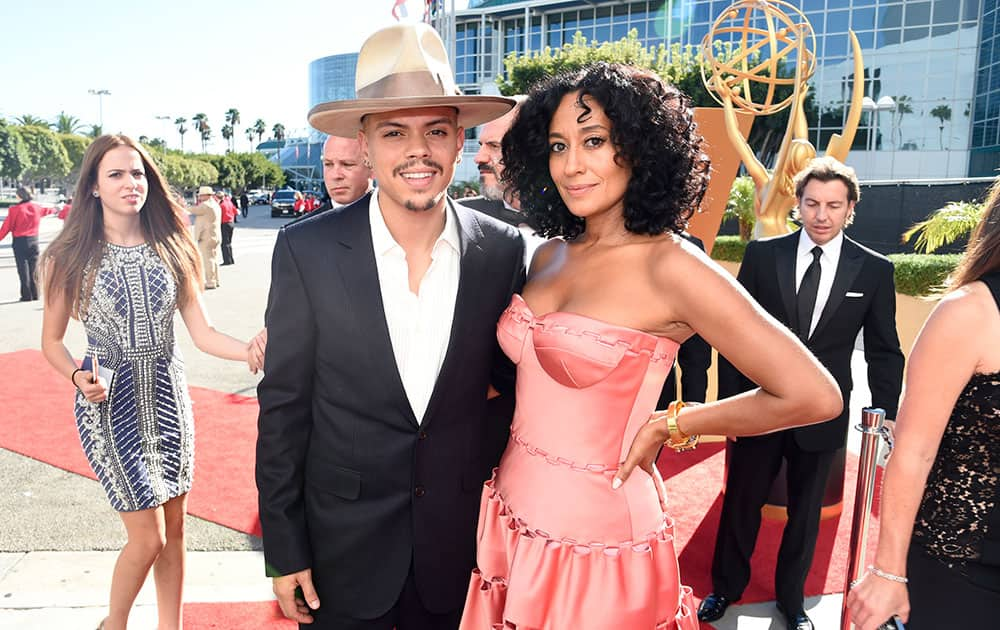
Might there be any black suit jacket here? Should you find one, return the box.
[718,230,903,451]
[459,195,535,230]
[256,193,526,618]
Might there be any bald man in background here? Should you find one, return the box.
[314,135,374,213]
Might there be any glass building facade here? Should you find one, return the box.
[449,0,986,179]
[309,53,359,110]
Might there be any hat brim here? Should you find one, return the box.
[308,95,516,138]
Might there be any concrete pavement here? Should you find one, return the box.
[0,204,875,628]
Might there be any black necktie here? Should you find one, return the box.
[797,246,823,340]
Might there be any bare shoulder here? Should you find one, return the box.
[647,234,731,291]
[527,238,565,279]
[934,281,998,325]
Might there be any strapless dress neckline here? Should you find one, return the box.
[510,293,676,345]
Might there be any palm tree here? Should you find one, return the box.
[199,124,212,153]
[891,95,913,149]
[87,124,103,138]
[253,119,266,144]
[903,200,983,253]
[138,135,150,145]
[245,127,256,150]
[225,108,240,152]
[174,117,188,151]
[221,124,233,152]
[192,114,209,152]
[272,123,285,142]
[930,104,952,150]
[14,114,50,128]
[54,111,85,134]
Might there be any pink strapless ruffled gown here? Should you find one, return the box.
[459,294,698,630]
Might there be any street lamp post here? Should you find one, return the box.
[861,95,896,178]
[88,89,111,130]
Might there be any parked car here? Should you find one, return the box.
[270,190,298,218]
[249,190,271,206]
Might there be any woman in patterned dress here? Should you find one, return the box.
[40,135,264,630]
[847,182,1000,628]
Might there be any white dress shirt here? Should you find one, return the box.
[370,193,461,423]
[795,229,844,338]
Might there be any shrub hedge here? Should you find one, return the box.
[709,236,961,297]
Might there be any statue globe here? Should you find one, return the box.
[700,0,816,116]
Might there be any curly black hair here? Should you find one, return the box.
[501,62,710,239]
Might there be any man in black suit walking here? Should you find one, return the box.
[256,23,525,630]
[698,157,904,630]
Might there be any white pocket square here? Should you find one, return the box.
[845,291,864,298]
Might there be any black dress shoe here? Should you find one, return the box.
[697,593,732,622]
[776,603,814,630]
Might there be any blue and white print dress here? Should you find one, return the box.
[74,242,195,512]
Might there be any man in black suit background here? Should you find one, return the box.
[698,157,904,630]
[256,23,525,630]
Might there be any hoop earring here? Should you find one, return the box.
[92,191,100,198]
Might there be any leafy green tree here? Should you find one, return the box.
[54,111,85,134]
[87,124,103,139]
[138,135,150,145]
[903,200,982,253]
[155,153,219,190]
[175,117,188,151]
[15,124,71,184]
[225,108,241,152]
[13,114,50,128]
[253,119,267,144]
[0,120,30,183]
[725,176,756,240]
[57,133,91,190]
[238,151,284,189]
[216,152,246,191]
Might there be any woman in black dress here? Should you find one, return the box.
[847,181,1000,629]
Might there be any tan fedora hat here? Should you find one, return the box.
[308,22,515,138]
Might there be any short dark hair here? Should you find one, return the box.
[501,62,710,239]
[16,186,32,202]
[793,156,861,204]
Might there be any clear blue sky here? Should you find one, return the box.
[1,0,468,153]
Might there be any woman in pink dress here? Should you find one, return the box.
[459,64,843,629]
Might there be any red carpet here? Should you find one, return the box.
[659,440,881,605]
[184,601,294,629]
[1,348,877,610]
[0,349,263,536]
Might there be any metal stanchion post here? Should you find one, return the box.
[840,408,901,630]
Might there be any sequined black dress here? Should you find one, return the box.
[73,243,195,512]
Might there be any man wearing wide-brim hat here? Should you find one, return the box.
[256,21,526,630]
[188,185,221,289]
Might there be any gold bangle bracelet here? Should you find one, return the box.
[664,400,700,452]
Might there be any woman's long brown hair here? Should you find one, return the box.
[952,179,1000,288]
[41,134,203,317]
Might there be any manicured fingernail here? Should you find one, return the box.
[612,478,622,490]
[309,600,319,609]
